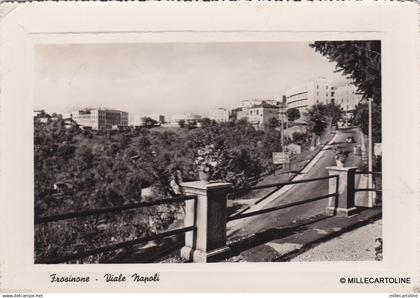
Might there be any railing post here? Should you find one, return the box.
[325,166,358,217]
[180,181,232,262]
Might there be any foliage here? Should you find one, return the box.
[353,102,382,143]
[34,116,277,262]
[141,117,159,128]
[292,132,309,146]
[309,40,381,141]
[194,144,222,175]
[324,102,342,125]
[305,104,328,137]
[178,120,185,128]
[310,41,381,104]
[287,108,300,122]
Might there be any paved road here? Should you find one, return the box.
[227,127,361,239]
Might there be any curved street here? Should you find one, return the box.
[227,127,362,240]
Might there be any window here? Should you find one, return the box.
[317,85,319,89]
[326,85,328,89]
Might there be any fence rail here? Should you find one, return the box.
[227,175,338,222]
[39,226,196,264]
[355,171,382,175]
[36,195,197,264]
[35,195,196,224]
[354,171,382,194]
[229,175,339,193]
[227,193,336,222]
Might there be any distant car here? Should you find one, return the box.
[346,136,355,143]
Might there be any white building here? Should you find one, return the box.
[210,108,229,123]
[333,84,363,112]
[285,78,332,116]
[71,108,128,130]
[170,113,201,125]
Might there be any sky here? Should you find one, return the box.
[34,42,352,117]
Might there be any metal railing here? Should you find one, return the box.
[35,195,197,264]
[354,171,382,194]
[227,175,338,222]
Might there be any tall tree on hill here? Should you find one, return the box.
[309,40,381,142]
[305,103,328,149]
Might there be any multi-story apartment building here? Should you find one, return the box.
[71,108,128,130]
[210,108,229,123]
[285,78,332,115]
[333,84,363,112]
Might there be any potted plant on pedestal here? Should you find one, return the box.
[194,144,220,183]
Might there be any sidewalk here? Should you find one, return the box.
[290,219,382,262]
[224,207,382,262]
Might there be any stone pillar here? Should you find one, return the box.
[180,181,232,262]
[325,166,358,217]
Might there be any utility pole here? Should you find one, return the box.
[280,104,286,151]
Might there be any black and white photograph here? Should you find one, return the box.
[33,40,383,264]
[1,2,418,294]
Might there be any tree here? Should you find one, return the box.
[265,117,280,130]
[309,41,381,140]
[178,119,186,128]
[354,102,382,142]
[305,103,328,148]
[287,108,300,122]
[324,102,342,125]
[141,117,158,128]
[199,117,212,129]
[310,41,381,104]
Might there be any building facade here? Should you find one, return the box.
[210,108,229,123]
[71,108,128,129]
[170,113,201,125]
[333,84,363,112]
[235,102,280,129]
[285,78,332,115]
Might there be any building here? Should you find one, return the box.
[333,84,363,112]
[210,108,229,123]
[240,99,281,109]
[71,108,128,130]
[236,102,280,129]
[170,113,201,126]
[285,78,332,116]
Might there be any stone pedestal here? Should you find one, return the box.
[180,181,232,262]
[325,166,358,217]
